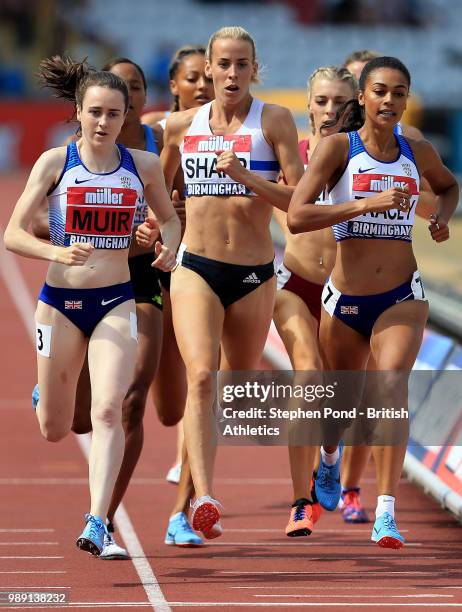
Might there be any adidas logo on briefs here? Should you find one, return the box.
[243,273,260,284]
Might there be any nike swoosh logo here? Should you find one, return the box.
[358,167,375,174]
[101,296,123,306]
[75,178,93,184]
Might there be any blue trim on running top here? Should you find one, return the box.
[396,134,417,165]
[143,124,159,155]
[249,159,280,171]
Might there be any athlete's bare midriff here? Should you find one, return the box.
[282,228,336,286]
[332,239,418,295]
[45,249,131,289]
[182,195,274,264]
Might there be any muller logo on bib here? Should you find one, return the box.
[183,134,253,197]
[353,173,419,196]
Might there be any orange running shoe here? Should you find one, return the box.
[285,498,314,537]
[191,496,222,538]
[310,474,323,525]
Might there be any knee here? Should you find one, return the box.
[187,368,214,403]
[40,421,69,443]
[91,399,123,430]
[157,408,182,427]
[297,354,323,371]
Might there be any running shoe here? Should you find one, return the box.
[165,512,203,547]
[314,442,344,511]
[191,496,222,538]
[340,488,370,524]
[99,520,129,560]
[202,521,223,540]
[166,461,181,484]
[32,384,39,411]
[310,474,323,524]
[285,498,313,537]
[76,513,107,556]
[371,512,405,549]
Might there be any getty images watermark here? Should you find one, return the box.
[214,370,462,446]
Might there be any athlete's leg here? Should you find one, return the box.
[273,289,322,502]
[35,301,87,441]
[72,354,92,434]
[370,300,428,497]
[170,266,224,498]
[152,289,186,427]
[87,300,138,520]
[107,301,163,522]
[319,308,370,449]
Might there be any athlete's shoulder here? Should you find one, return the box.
[36,146,68,173]
[164,108,199,145]
[261,102,293,122]
[309,133,349,168]
[128,147,161,168]
[320,132,349,151]
[400,124,424,140]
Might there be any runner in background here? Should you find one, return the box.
[143,46,215,547]
[273,66,358,537]
[288,56,458,548]
[4,56,180,556]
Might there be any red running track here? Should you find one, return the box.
[1,173,462,610]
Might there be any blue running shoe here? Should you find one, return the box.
[165,512,203,547]
[371,512,405,549]
[32,384,39,411]
[76,513,107,556]
[314,442,343,511]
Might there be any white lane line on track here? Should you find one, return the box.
[0,529,54,533]
[221,570,437,575]
[214,556,435,560]
[0,233,35,343]
[0,229,171,612]
[254,594,453,599]
[225,528,411,534]
[6,603,462,608]
[0,570,66,574]
[0,586,70,589]
[0,542,58,546]
[231,586,453,590]
[206,541,421,547]
[0,557,63,559]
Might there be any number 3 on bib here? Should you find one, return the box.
[36,323,52,357]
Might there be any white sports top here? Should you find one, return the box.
[329,131,420,243]
[48,142,143,250]
[180,98,280,197]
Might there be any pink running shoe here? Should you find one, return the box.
[340,488,370,523]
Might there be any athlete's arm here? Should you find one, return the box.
[4,148,94,265]
[141,110,168,127]
[287,133,412,233]
[216,105,303,212]
[134,149,181,269]
[160,111,191,193]
[413,139,459,243]
[400,128,437,219]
